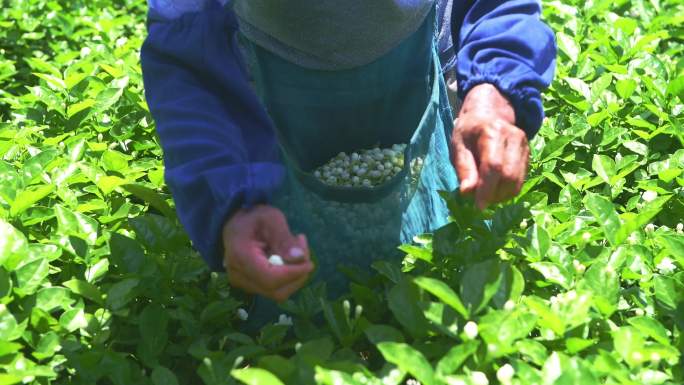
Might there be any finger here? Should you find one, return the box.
[269,274,311,303]
[254,207,301,256]
[495,126,529,202]
[249,256,314,291]
[475,130,505,210]
[451,135,479,194]
[228,268,265,295]
[282,234,310,264]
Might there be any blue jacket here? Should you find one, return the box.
[140,0,557,271]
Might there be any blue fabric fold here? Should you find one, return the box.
[451,0,557,137]
[140,1,285,271]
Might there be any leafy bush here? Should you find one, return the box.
[0,0,682,384]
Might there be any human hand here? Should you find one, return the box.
[450,83,530,210]
[222,205,313,303]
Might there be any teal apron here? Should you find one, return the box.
[240,9,458,328]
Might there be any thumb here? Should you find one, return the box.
[453,144,479,194]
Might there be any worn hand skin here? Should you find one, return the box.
[450,83,530,210]
[222,205,313,303]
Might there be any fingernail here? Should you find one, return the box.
[289,247,305,260]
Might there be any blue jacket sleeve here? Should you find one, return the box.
[452,0,557,137]
[140,1,285,271]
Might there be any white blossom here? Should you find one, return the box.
[656,257,676,274]
[236,308,248,321]
[276,314,293,326]
[268,254,285,266]
[464,321,478,339]
[470,371,489,385]
[496,364,515,383]
[642,190,658,202]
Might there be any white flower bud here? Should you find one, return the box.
[471,371,489,385]
[635,308,645,316]
[677,223,683,233]
[650,352,661,362]
[268,254,285,266]
[642,190,658,202]
[582,232,592,241]
[343,300,351,318]
[503,300,515,311]
[520,219,528,229]
[277,314,293,326]
[236,308,248,321]
[355,304,363,319]
[573,259,586,273]
[645,223,655,233]
[464,321,478,339]
[496,364,515,383]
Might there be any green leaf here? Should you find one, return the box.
[584,193,620,246]
[460,258,503,314]
[653,275,683,311]
[592,154,615,184]
[9,184,54,217]
[14,258,49,295]
[435,340,479,376]
[667,75,684,103]
[414,276,468,319]
[579,259,619,316]
[54,204,99,245]
[231,368,285,385]
[106,278,140,311]
[0,220,28,269]
[139,304,169,357]
[101,150,129,171]
[151,366,179,385]
[616,78,637,99]
[479,309,538,357]
[314,367,362,385]
[63,279,104,305]
[85,258,109,283]
[32,331,60,360]
[398,244,433,263]
[388,278,429,339]
[526,225,550,262]
[122,184,175,219]
[364,324,405,344]
[59,307,87,332]
[627,316,670,346]
[530,262,572,290]
[35,287,73,312]
[377,342,437,385]
[557,32,580,62]
[0,304,21,341]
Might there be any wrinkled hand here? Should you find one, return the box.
[451,83,530,210]
[222,205,313,303]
